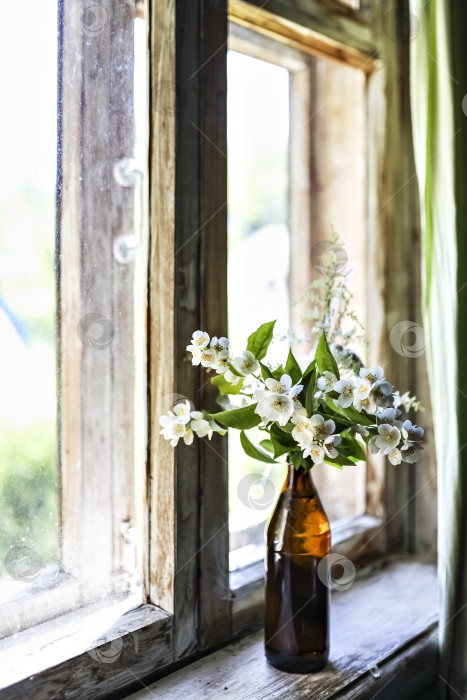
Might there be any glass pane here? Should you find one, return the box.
[0,0,59,592]
[227,47,368,569]
[0,2,149,631]
[227,51,290,569]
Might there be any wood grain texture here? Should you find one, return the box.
[59,0,137,597]
[148,0,177,618]
[198,0,230,650]
[127,560,438,699]
[229,0,379,72]
[0,605,173,700]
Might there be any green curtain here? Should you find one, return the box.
[410,0,467,697]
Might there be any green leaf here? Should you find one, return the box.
[325,397,374,427]
[315,332,340,378]
[227,361,244,377]
[211,374,244,395]
[290,450,313,473]
[260,362,274,380]
[240,431,278,464]
[208,420,227,436]
[270,423,297,458]
[338,435,367,463]
[246,320,276,361]
[302,359,316,380]
[305,369,318,416]
[260,439,274,453]
[285,349,302,385]
[209,403,261,430]
[272,364,286,380]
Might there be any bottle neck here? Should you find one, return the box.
[284,462,317,497]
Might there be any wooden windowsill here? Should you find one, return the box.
[126,560,438,700]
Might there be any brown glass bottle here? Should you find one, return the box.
[265,463,331,673]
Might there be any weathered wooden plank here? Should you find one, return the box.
[60,0,138,597]
[0,605,173,700]
[172,0,202,659]
[229,0,379,72]
[198,0,230,650]
[110,0,137,587]
[127,560,438,699]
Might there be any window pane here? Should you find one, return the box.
[0,0,59,594]
[227,51,290,569]
[227,45,369,569]
[0,1,148,633]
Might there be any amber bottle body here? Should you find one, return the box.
[265,464,331,673]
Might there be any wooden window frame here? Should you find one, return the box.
[0,0,436,698]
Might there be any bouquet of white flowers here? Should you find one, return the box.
[159,320,424,472]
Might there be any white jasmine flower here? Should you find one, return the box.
[291,414,314,446]
[303,442,325,464]
[224,369,241,385]
[265,374,293,394]
[375,423,401,453]
[349,424,369,438]
[314,389,327,406]
[212,350,230,374]
[254,392,294,426]
[289,383,304,400]
[189,346,202,366]
[232,350,259,376]
[368,435,380,454]
[210,336,229,353]
[323,435,342,459]
[190,412,213,440]
[353,379,377,413]
[159,416,187,447]
[171,400,192,424]
[387,447,402,465]
[187,330,210,352]
[377,408,403,428]
[359,365,384,385]
[309,414,336,441]
[371,380,394,409]
[200,347,217,368]
[183,427,194,445]
[333,379,355,408]
[401,443,423,463]
[317,371,338,393]
[401,420,424,443]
